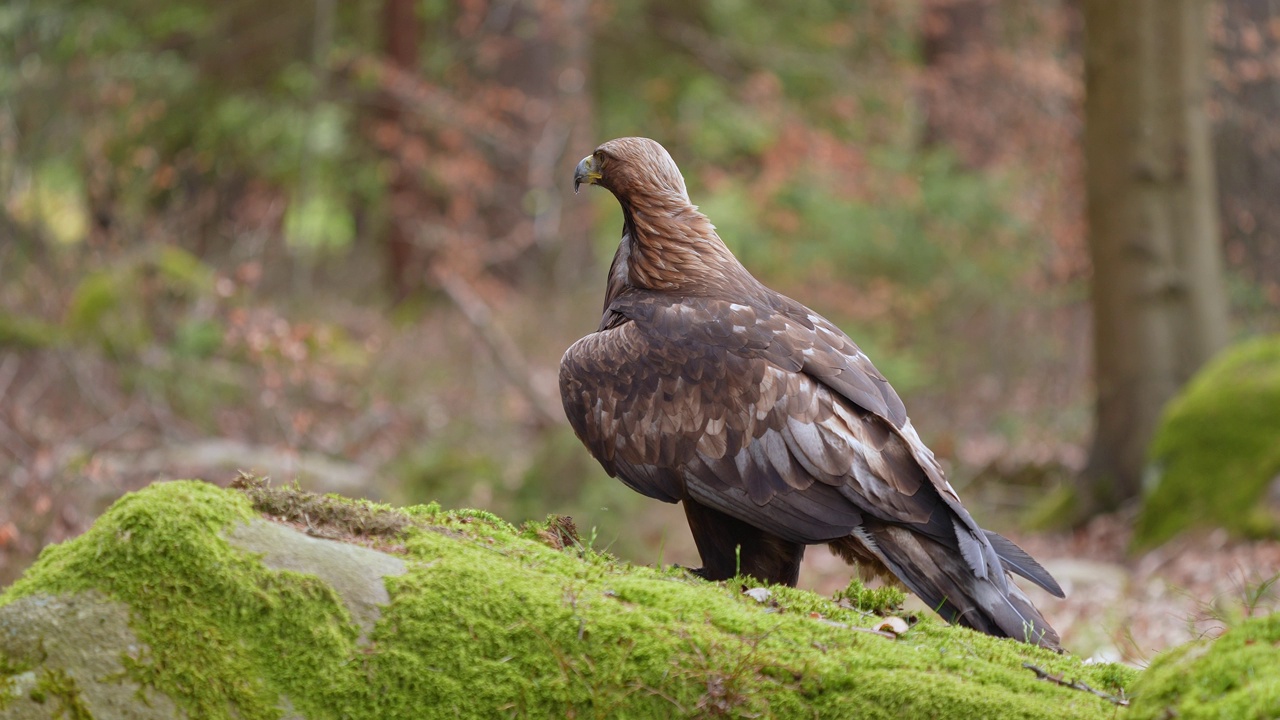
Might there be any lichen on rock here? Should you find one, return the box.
[0,591,180,719]
[0,478,1139,718]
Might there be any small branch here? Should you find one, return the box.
[352,58,519,151]
[1022,663,1129,707]
[428,266,565,429]
[816,618,898,640]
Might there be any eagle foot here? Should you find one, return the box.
[670,564,713,580]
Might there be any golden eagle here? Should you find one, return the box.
[560,137,1063,648]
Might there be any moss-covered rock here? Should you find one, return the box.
[0,478,1136,718]
[1136,336,1280,549]
[1127,612,1280,720]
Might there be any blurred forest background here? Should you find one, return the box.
[2,0,1279,658]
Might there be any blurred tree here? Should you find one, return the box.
[1079,0,1230,518]
[1214,0,1280,310]
[359,0,594,297]
[378,0,425,298]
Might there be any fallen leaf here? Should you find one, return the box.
[876,617,910,636]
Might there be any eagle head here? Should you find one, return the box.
[574,137,690,204]
[572,136,749,297]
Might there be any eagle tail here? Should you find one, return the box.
[836,524,1062,651]
[983,529,1065,598]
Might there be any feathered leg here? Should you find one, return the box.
[683,500,805,586]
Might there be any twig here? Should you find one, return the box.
[0,354,19,400]
[0,355,33,461]
[355,58,518,150]
[816,618,898,639]
[1022,663,1129,707]
[428,266,565,429]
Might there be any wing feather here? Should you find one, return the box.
[560,291,1017,588]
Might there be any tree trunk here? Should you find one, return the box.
[380,0,423,300]
[1079,0,1229,517]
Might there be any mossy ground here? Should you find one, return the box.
[0,478,1140,718]
[1136,336,1280,549]
[1128,612,1280,720]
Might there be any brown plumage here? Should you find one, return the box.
[560,137,1064,649]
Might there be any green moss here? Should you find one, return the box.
[31,669,93,720]
[2,480,369,719]
[1136,336,1280,548]
[0,654,31,712]
[833,577,908,616]
[1,479,1136,718]
[1128,612,1280,719]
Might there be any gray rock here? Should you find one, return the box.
[0,591,181,719]
[224,519,406,642]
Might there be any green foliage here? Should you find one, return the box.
[1,480,1137,719]
[1,0,377,251]
[5,160,89,244]
[392,429,507,508]
[66,271,149,356]
[173,317,224,359]
[55,244,261,428]
[1022,483,1079,532]
[594,0,916,156]
[65,245,215,359]
[0,313,63,349]
[515,426,613,512]
[1135,336,1280,548]
[721,148,1030,299]
[285,182,357,251]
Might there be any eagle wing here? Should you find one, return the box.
[559,290,1007,580]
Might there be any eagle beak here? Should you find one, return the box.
[574,154,601,194]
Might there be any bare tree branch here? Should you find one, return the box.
[428,266,565,429]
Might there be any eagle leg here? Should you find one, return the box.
[682,500,805,586]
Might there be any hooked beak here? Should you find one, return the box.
[573,154,601,194]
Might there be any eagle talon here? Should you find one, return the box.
[671,564,710,580]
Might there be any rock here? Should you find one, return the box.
[1127,612,1280,719]
[224,519,405,642]
[0,478,1138,719]
[1137,335,1280,548]
[0,591,179,719]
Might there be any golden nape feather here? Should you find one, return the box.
[560,137,1063,650]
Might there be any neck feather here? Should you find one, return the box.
[616,192,751,295]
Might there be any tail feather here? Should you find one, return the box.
[983,530,1065,598]
[841,523,1062,651]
